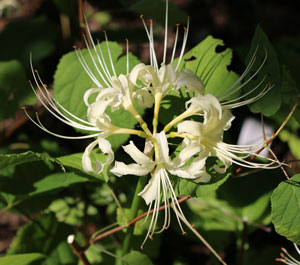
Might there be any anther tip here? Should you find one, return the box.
[275,258,286,262]
[43,84,47,88]
[182,231,187,236]
[281,248,288,253]
[149,19,153,25]
[34,69,38,73]
[21,106,26,110]
[183,26,187,31]
[72,45,77,49]
[140,14,144,19]
[125,38,128,42]
[176,23,180,26]
[35,112,38,115]
[149,235,153,240]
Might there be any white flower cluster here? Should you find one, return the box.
[26,1,278,247]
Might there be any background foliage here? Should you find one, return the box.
[0,0,299,264]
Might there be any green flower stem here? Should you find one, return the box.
[121,175,148,256]
[153,93,162,135]
[163,109,193,132]
[112,128,147,138]
[167,131,197,140]
[127,104,153,137]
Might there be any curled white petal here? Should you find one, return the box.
[177,120,203,137]
[110,161,152,177]
[87,99,113,125]
[84,87,102,107]
[176,69,204,94]
[82,137,114,174]
[110,141,155,177]
[123,141,155,168]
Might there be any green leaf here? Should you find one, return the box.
[279,130,300,160]
[244,25,281,116]
[0,253,45,265]
[0,170,87,211]
[175,35,240,99]
[274,35,300,91]
[7,213,77,265]
[123,250,153,265]
[0,151,64,171]
[186,194,236,252]
[271,174,300,245]
[270,66,300,128]
[0,17,57,66]
[218,168,283,223]
[187,194,238,232]
[0,60,35,121]
[0,154,87,213]
[53,42,141,150]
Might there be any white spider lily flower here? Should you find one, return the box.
[25,57,147,175]
[111,131,209,247]
[76,28,154,137]
[276,244,300,265]
[176,94,279,174]
[73,24,155,131]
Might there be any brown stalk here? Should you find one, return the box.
[84,195,190,250]
[68,234,91,265]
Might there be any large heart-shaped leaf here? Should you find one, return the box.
[271,174,300,244]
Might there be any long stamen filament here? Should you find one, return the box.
[171,24,180,63]
[162,0,169,65]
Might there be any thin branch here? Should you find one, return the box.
[260,113,290,179]
[68,234,91,265]
[84,195,190,250]
[235,94,300,175]
[78,0,85,39]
